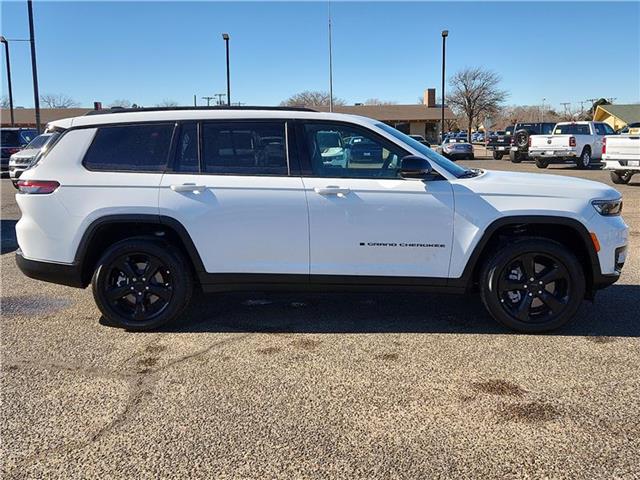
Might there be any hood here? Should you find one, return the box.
[459,169,620,201]
[10,148,41,160]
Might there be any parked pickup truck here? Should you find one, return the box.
[529,121,616,169]
[603,134,640,184]
[486,126,513,160]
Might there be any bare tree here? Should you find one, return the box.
[108,99,132,108]
[363,98,397,105]
[156,99,178,107]
[1,95,9,108]
[280,91,346,107]
[40,93,79,108]
[446,67,508,141]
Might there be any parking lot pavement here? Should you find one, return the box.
[2,164,639,479]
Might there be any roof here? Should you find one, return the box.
[314,104,454,121]
[594,104,640,124]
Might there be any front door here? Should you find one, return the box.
[299,122,455,279]
[159,120,309,275]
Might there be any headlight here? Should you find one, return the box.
[592,198,623,216]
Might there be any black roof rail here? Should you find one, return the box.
[85,105,318,116]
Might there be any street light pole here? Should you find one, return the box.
[441,30,448,144]
[0,36,14,126]
[222,33,230,106]
[328,0,334,112]
[27,0,41,133]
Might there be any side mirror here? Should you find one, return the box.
[400,155,432,179]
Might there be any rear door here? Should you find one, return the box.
[159,120,309,276]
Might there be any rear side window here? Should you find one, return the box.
[594,124,606,135]
[1,131,20,145]
[84,123,174,172]
[201,122,287,175]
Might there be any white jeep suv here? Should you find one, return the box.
[15,107,628,333]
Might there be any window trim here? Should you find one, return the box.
[295,119,413,179]
[81,122,177,174]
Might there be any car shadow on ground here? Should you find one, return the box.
[1,219,18,254]
[110,283,640,338]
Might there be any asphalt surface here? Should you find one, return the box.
[2,158,639,479]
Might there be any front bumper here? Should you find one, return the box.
[15,249,85,288]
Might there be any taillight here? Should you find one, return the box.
[7,147,20,155]
[569,136,576,147]
[602,137,607,155]
[510,137,514,145]
[16,180,60,194]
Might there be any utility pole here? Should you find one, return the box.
[560,102,571,119]
[27,0,41,133]
[541,98,546,122]
[327,0,334,112]
[201,96,215,106]
[0,36,14,125]
[213,93,226,105]
[193,94,197,107]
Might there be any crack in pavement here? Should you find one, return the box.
[4,332,253,476]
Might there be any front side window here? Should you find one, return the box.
[303,123,406,178]
[84,123,174,172]
[201,122,287,175]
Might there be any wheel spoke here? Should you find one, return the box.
[147,285,171,301]
[539,291,565,313]
[133,296,146,320]
[143,258,162,281]
[537,264,564,285]
[515,295,533,321]
[499,276,524,292]
[116,258,137,279]
[521,254,536,279]
[106,285,131,301]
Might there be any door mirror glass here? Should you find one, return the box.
[400,155,432,179]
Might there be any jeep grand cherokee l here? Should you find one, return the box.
[15,107,628,333]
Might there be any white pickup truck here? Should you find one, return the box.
[603,134,640,184]
[529,121,616,169]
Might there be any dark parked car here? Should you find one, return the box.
[1,128,38,172]
[486,126,514,159]
[509,122,556,163]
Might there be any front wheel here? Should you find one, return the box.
[92,238,193,331]
[480,239,585,333]
[510,151,522,163]
[492,152,503,160]
[610,171,633,184]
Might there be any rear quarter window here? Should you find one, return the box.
[553,124,591,135]
[83,123,174,172]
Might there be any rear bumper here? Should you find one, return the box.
[603,159,640,171]
[529,148,578,159]
[15,249,85,288]
[487,145,510,151]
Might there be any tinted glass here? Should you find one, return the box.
[25,134,51,149]
[304,123,406,179]
[1,131,20,145]
[201,122,287,175]
[594,123,606,135]
[20,130,37,144]
[553,124,591,135]
[175,122,199,172]
[84,123,174,171]
[541,123,556,134]
[603,124,616,135]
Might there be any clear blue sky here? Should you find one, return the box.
[1,1,639,110]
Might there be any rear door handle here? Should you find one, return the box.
[170,183,206,194]
[314,186,351,197]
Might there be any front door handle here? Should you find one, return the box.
[170,183,206,194]
[314,186,351,197]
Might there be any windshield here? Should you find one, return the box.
[25,134,52,150]
[375,123,469,178]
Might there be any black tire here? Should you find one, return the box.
[480,238,585,333]
[12,180,19,189]
[492,151,503,160]
[535,158,549,169]
[513,129,530,148]
[610,171,633,184]
[91,238,193,331]
[578,147,591,169]
[510,151,523,163]
[468,154,475,160]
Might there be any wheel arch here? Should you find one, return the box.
[454,215,602,298]
[75,214,205,287]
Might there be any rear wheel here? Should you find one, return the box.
[578,148,591,169]
[510,151,523,163]
[535,158,549,169]
[610,171,633,184]
[480,239,585,333]
[92,238,193,331]
[492,152,503,160]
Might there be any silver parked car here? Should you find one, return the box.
[9,133,55,185]
[442,136,474,160]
